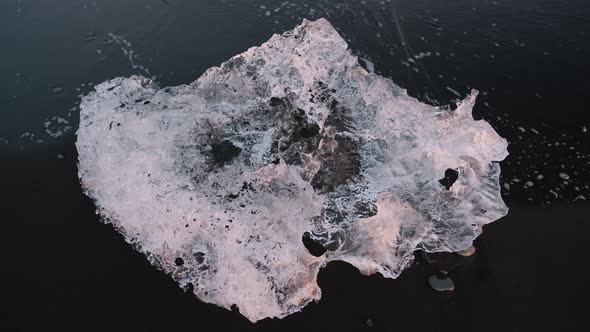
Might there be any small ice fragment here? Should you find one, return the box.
[456,245,476,257]
[445,86,462,97]
[428,274,455,292]
[51,85,64,95]
[559,173,570,180]
[359,57,375,73]
[414,52,432,59]
[83,31,96,42]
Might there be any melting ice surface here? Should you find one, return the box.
[76,19,508,322]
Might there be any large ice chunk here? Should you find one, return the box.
[76,18,508,322]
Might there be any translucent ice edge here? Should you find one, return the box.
[76,18,508,322]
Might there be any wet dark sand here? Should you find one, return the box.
[3,142,589,331]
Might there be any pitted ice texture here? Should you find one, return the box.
[76,18,508,322]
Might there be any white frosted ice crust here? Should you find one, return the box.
[76,18,508,322]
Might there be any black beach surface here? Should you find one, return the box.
[2,1,589,331]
